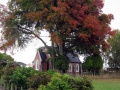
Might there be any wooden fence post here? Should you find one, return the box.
[21,86,23,90]
[6,83,9,90]
[3,83,6,90]
[15,85,17,90]
[10,83,13,90]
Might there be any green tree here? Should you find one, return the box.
[0,53,14,63]
[107,30,120,71]
[11,67,38,89]
[54,55,69,73]
[0,0,114,54]
[83,54,103,75]
[0,53,15,77]
[0,0,115,72]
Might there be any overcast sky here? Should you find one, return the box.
[0,0,120,64]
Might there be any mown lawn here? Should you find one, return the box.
[92,79,120,90]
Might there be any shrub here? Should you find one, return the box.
[38,73,70,90]
[46,70,56,76]
[68,77,93,90]
[27,72,51,89]
[38,73,93,90]
[11,67,38,89]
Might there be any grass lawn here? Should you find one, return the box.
[92,79,120,90]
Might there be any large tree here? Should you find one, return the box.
[0,0,114,54]
[0,0,115,71]
[107,30,120,71]
[0,52,15,78]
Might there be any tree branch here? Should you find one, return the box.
[17,25,52,54]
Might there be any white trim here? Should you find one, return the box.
[76,64,79,72]
[69,63,72,72]
[38,51,42,70]
[38,51,42,63]
[35,60,39,70]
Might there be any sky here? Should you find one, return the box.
[0,0,120,64]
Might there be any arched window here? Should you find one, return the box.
[76,64,79,72]
[69,63,72,72]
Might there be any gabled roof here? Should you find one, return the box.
[39,51,47,62]
[37,47,80,63]
[67,53,80,63]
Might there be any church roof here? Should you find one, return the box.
[67,53,81,63]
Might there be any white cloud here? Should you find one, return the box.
[103,0,120,30]
[0,0,8,5]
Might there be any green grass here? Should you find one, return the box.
[92,79,120,90]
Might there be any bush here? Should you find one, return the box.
[46,70,56,76]
[38,73,93,90]
[68,77,93,90]
[38,73,70,90]
[27,72,51,89]
[11,67,38,89]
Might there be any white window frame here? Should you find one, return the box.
[76,64,79,72]
[36,60,39,70]
[69,63,72,72]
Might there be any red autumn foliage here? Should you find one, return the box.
[0,0,115,54]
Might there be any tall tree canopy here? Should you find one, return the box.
[0,0,115,55]
[107,30,120,70]
[83,54,103,75]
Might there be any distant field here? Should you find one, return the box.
[92,79,120,90]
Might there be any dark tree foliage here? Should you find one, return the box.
[54,55,69,73]
[107,30,120,71]
[0,53,15,77]
[83,54,103,75]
